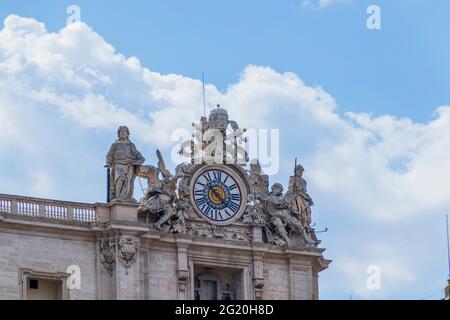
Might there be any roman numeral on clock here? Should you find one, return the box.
[228,201,239,212]
[196,198,206,206]
[212,210,224,220]
[204,172,212,182]
[204,206,212,217]
[194,190,203,197]
[230,194,240,201]
[213,171,222,181]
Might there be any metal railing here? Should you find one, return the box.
[0,194,97,223]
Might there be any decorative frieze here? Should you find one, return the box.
[186,222,252,242]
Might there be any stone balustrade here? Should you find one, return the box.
[0,193,97,223]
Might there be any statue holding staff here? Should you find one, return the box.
[106,126,145,202]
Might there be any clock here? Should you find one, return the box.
[190,165,247,225]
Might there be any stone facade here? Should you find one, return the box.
[0,193,329,300]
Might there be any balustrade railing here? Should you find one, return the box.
[0,194,97,223]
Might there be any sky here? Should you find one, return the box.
[0,0,450,299]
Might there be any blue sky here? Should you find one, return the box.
[3,0,450,120]
[1,0,450,299]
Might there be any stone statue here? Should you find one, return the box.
[137,151,191,232]
[241,160,268,225]
[248,160,269,200]
[178,105,249,165]
[265,183,290,246]
[285,164,313,226]
[138,150,176,230]
[174,162,193,198]
[242,193,266,225]
[106,126,145,202]
[172,196,190,233]
[265,183,315,247]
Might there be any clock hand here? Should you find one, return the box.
[209,187,224,202]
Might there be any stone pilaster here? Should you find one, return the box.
[175,239,191,299]
[114,235,140,299]
[252,252,265,299]
[97,233,116,300]
[251,224,264,243]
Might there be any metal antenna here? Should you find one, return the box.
[106,167,110,203]
[314,227,328,234]
[202,72,206,117]
[446,211,450,278]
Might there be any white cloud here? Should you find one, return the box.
[30,171,55,198]
[309,107,450,221]
[0,15,449,299]
[302,0,350,9]
[336,243,417,299]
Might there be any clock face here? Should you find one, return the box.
[190,166,246,225]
